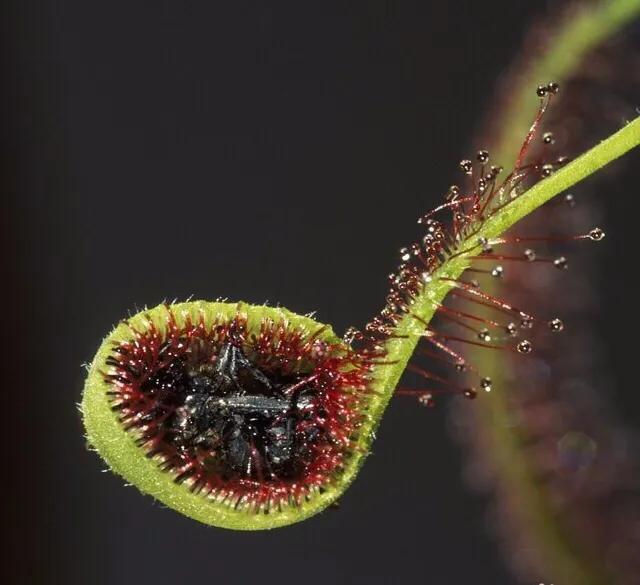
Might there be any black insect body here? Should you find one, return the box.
[142,343,319,482]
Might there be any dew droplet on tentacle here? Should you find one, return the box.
[418,393,436,408]
[517,340,533,354]
[548,318,564,332]
[476,149,490,163]
[541,163,554,177]
[459,159,473,174]
[477,328,491,342]
[554,256,568,270]
[463,388,478,400]
[480,377,492,392]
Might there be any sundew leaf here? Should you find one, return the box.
[83,302,366,530]
[83,116,640,530]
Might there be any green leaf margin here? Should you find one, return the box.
[82,301,371,530]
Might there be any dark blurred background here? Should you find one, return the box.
[3,2,639,584]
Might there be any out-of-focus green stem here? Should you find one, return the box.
[467,1,640,583]
[493,0,640,166]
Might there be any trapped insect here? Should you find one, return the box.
[156,342,320,480]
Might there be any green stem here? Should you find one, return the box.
[363,116,640,447]
[483,116,640,238]
[470,3,640,581]
[493,0,640,167]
